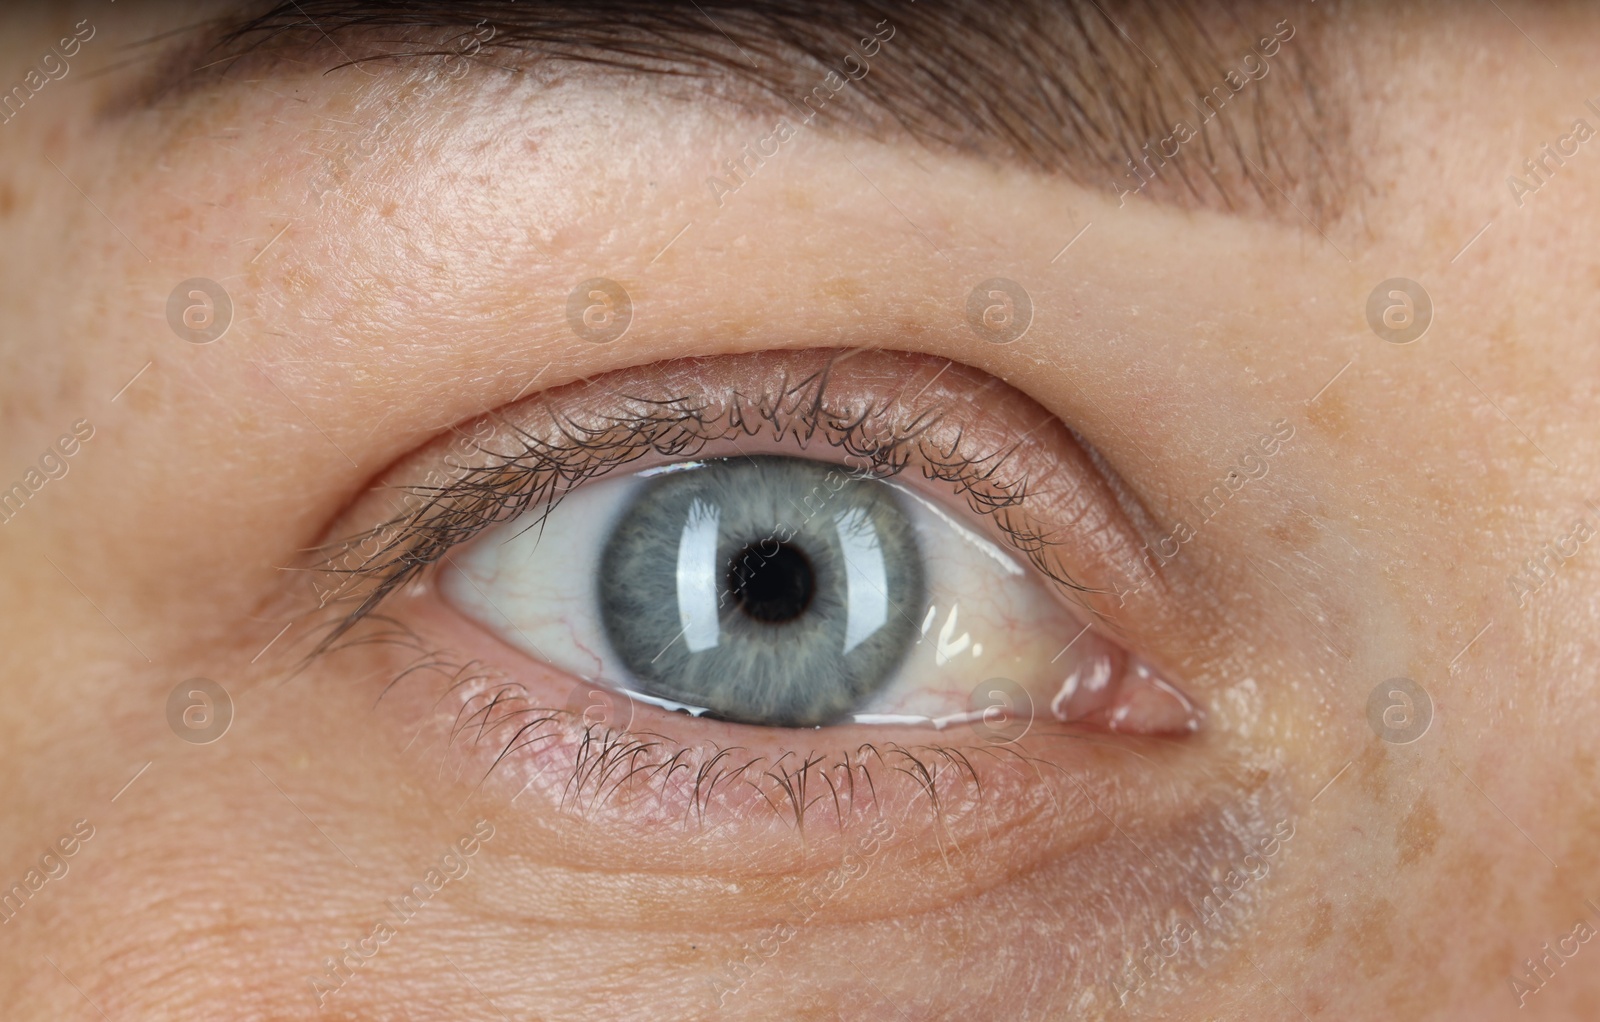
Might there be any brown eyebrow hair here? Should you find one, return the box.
[128,0,1353,220]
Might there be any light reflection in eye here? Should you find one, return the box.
[833,505,889,655]
[674,498,722,654]
[441,452,1161,730]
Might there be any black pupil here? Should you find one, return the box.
[727,542,815,624]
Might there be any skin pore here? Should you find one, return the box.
[2,1,1600,1019]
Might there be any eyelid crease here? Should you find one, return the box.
[304,349,1139,658]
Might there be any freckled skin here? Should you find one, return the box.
[1300,902,1333,960]
[1397,796,1441,867]
[1,3,1600,1020]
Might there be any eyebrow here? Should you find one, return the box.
[128,0,1353,219]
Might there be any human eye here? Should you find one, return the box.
[308,347,1203,819]
[432,377,1199,735]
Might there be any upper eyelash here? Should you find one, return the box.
[304,355,1091,655]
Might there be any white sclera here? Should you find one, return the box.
[441,465,1107,724]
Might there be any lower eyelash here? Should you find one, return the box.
[356,632,1010,831]
[306,353,1093,655]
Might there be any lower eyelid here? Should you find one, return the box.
[331,583,1228,849]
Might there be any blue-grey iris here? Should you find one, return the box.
[598,456,925,727]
